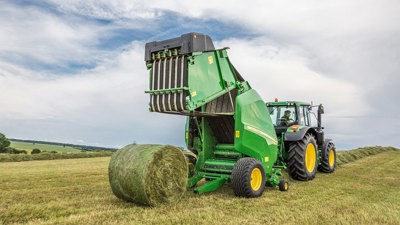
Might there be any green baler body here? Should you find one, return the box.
[234,90,279,172]
[145,33,280,192]
[186,51,238,110]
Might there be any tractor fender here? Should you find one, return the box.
[284,127,312,142]
[321,139,334,160]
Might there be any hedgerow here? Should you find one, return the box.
[0,151,114,162]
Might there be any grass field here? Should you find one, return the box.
[0,149,399,225]
[10,141,82,153]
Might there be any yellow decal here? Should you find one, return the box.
[191,91,197,97]
[264,157,269,162]
[244,125,278,145]
[208,56,214,64]
[235,130,240,138]
[185,132,188,139]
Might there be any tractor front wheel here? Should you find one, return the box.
[287,133,318,181]
[231,158,266,198]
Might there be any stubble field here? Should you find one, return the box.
[0,148,399,225]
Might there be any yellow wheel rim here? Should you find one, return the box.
[284,182,288,190]
[328,149,335,167]
[250,168,262,191]
[305,143,316,173]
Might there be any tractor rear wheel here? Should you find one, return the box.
[318,142,336,173]
[231,158,266,198]
[287,133,318,181]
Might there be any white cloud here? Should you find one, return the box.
[1,0,399,149]
[0,41,184,147]
[216,38,369,115]
[146,0,400,34]
[0,2,111,70]
[45,0,161,20]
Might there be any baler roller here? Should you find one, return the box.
[148,56,188,112]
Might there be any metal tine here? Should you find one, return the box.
[168,56,173,111]
[173,56,178,111]
[151,60,156,111]
[180,56,185,111]
[156,59,161,112]
[162,58,167,112]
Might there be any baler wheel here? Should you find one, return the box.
[279,180,289,191]
[287,133,318,181]
[318,142,336,173]
[231,158,266,198]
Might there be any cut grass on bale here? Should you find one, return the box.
[109,144,187,206]
[0,147,399,225]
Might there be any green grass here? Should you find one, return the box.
[0,151,114,162]
[10,141,82,153]
[0,148,399,225]
[336,146,398,166]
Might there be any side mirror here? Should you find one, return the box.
[318,104,324,114]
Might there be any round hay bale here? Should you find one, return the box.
[108,144,188,206]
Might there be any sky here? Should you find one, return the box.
[0,0,399,149]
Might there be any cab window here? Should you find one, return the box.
[268,106,296,126]
[299,106,311,126]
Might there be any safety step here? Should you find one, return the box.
[215,144,235,151]
[203,159,236,173]
[214,150,240,157]
[214,144,240,159]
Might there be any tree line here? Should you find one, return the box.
[0,133,117,153]
[9,138,117,151]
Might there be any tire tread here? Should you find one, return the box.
[231,158,265,198]
[287,133,317,181]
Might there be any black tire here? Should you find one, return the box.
[184,152,197,177]
[184,152,197,164]
[231,158,266,198]
[318,142,336,173]
[279,180,289,191]
[287,133,318,181]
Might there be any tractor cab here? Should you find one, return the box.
[266,101,312,134]
[266,100,326,148]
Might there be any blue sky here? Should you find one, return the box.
[1,0,399,149]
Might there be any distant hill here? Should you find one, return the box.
[9,138,117,151]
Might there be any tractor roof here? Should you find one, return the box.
[266,101,310,107]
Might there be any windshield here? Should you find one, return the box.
[267,106,297,126]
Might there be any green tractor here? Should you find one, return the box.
[143,32,336,198]
[266,100,336,181]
